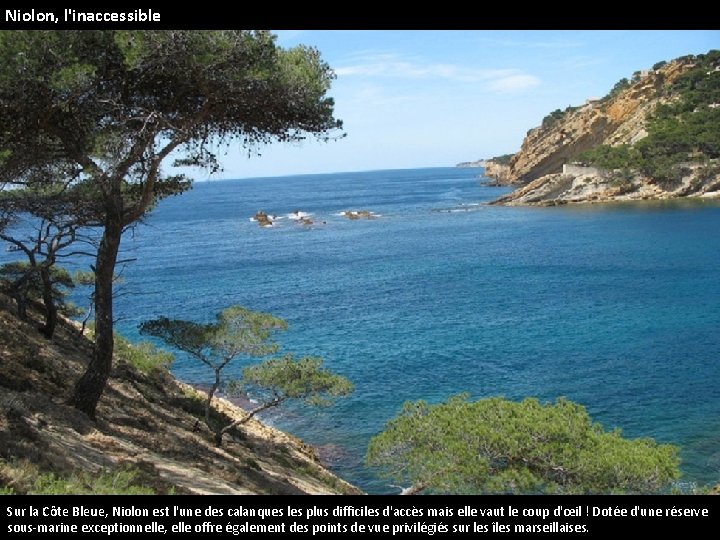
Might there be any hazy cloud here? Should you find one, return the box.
[485,73,541,93]
[335,54,540,93]
[478,36,585,50]
[345,84,419,107]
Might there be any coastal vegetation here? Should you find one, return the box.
[579,51,720,184]
[230,355,353,428]
[140,306,352,446]
[488,49,720,204]
[367,394,680,495]
[0,186,91,338]
[540,105,579,130]
[488,153,514,165]
[1,32,713,495]
[113,333,175,377]
[602,77,631,102]
[0,261,76,334]
[0,30,342,418]
[0,292,359,494]
[0,461,156,495]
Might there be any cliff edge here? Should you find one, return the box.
[485,51,720,205]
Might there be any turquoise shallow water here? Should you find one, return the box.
[59,167,720,492]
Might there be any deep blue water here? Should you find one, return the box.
[42,168,720,491]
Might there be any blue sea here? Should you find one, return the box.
[76,168,720,492]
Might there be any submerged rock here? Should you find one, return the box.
[340,210,378,220]
[253,210,274,227]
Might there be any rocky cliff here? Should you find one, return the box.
[486,53,720,205]
[483,160,512,185]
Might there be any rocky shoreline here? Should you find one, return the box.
[490,164,720,206]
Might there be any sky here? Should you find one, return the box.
[197,30,719,180]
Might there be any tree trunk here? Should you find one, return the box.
[69,214,122,419]
[205,368,222,427]
[79,303,93,336]
[213,429,224,447]
[38,265,57,339]
[14,290,28,320]
[13,269,31,320]
[215,398,282,447]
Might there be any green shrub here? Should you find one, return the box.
[0,460,155,495]
[490,153,514,165]
[577,144,641,169]
[114,334,174,375]
[576,51,720,183]
[603,77,631,101]
[30,468,154,495]
[368,394,680,495]
[541,105,578,129]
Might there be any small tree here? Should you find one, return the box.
[139,306,287,439]
[0,187,92,337]
[0,261,75,323]
[220,354,353,445]
[141,307,352,446]
[0,30,342,417]
[367,394,680,495]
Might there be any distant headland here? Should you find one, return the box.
[463,50,720,206]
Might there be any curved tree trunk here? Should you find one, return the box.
[205,368,222,427]
[79,303,93,336]
[215,397,283,447]
[69,215,122,418]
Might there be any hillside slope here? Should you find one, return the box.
[486,51,720,205]
[0,293,361,495]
